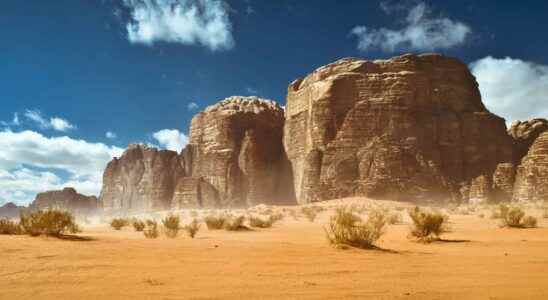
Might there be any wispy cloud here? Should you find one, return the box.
[122,0,234,51]
[470,56,548,124]
[187,101,199,111]
[105,131,117,139]
[24,109,76,132]
[245,87,258,95]
[152,129,188,152]
[350,1,471,52]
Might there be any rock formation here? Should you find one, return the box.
[513,130,548,202]
[182,96,295,207]
[100,144,185,213]
[29,187,98,216]
[284,54,514,204]
[0,202,23,219]
[508,119,548,163]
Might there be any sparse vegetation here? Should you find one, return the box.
[324,207,387,249]
[143,220,159,239]
[387,211,403,225]
[204,214,226,230]
[132,219,145,232]
[162,214,180,238]
[183,219,200,238]
[500,207,537,228]
[248,216,274,228]
[0,218,22,235]
[301,207,318,222]
[110,218,129,230]
[223,215,247,231]
[408,207,449,242]
[19,210,80,237]
[491,204,510,219]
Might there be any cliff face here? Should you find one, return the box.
[284,54,514,204]
[513,130,548,202]
[100,145,185,213]
[181,96,295,207]
[29,187,98,216]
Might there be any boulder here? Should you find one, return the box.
[284,54,514,203]
[29,187,98,216]
[184,96,295,207]
[100,144,185,213]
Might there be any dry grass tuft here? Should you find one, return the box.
[248,216,274,228]
[491,204,510,219]
[143,220,159,239]
[324,206,387,249]
[20,210,80,237]
[408,207,449,242]
[223,215,247,231]
[162,214,180,238]
[501,207,537,228]
[0,218,23,235]
[183,219,200,238]
[204,214,226,230]
[301,207,318,222]
[132,219,145,232]
[110,218,129,230]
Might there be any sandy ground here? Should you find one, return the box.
[2,198,548,300]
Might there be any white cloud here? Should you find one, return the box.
[245,87,258,95]
[470,56,548,124]
[351,2,471,52]
[187,101,199,111]
[106,131,117,139]
[0,130,124,205]
[50,117,76,131]
[1,113,20,128]
[24,109,76,132]
[122,0,234,51]
[152,129,188,152]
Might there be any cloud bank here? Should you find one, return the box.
[351,2,470,52]
[152,129,188,152]
[122,0,234,51]
[470,56,548,124]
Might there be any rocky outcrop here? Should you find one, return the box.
[508,119,548,163]
[100,144,186,214]
[513,131,548,202]
[0,202,23,219]
[29,187,98,216]
[184,96,295,207]
[284,54,514,204]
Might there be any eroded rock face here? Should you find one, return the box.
[0,202,23,219]
[284,54,514,203]
[513,131,548,202]
[29,187,98,216]
[508,119,548,163]
[185,96,295,207]
[100,144,185,213]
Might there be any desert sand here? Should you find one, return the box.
[2,198,548,300]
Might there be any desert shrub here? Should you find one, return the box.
[204,215,226,230]
[20,210,80,237]
[301,207,318,222]
[223,215,247,231]
[143,220,159,239]
[110,218,129,230]
[248,216,274,228]
[183,219,201,238]
[0,219,22,235]
[501,207,537,228]
[324,207,387,249]
[269,212,284,223]
[132,219,145,232]
[408,207,448,242]
[162,214,180,238]
[387,211,403,225]
[491,204,510,219]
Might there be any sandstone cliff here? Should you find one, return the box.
[29,187,98,216]
[284,54,514,203]
[100,144,185,213]
[181,96,295,208]
[0,202,23,219]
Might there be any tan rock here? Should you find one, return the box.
[29,187,98,216]
[284,54,514,203]
[513,131,548,202]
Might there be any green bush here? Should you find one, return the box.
[501,207,537,228]
[324,207,387,249]
[0,218,22,235]
[110,218,129,230]
[408,207,448,242]
[132,219,145,232]
[20,210,80,237]
[144,220,159,239]
[183,219,200,238]
[162,214,180,238]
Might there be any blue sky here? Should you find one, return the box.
[1,0,548,205]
